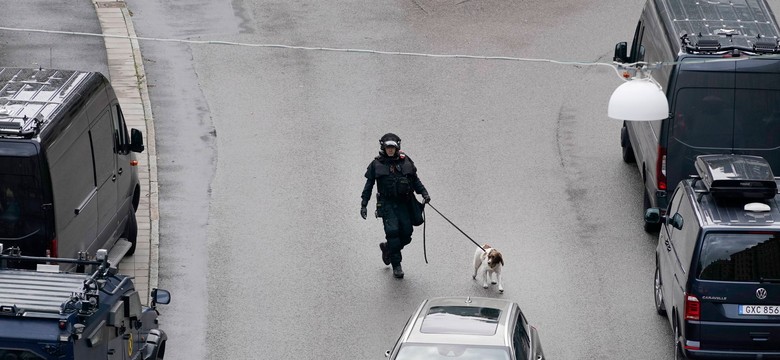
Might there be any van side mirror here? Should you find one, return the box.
[670,213,684,230]
[151,288,171,306]
[637,44,646,62]
[644,208,663,224]
[129,128,145,153]
[614,42,628,63]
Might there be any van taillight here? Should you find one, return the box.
[657,146,667,191]
[685,293,700,320]
[49,238,58,258]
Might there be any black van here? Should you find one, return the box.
[614,0,780,232]
[647,154,780,359]
[0,68,144,260]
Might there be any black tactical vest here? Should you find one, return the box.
[373,157,415,199]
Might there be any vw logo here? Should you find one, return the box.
[757,288,768,300]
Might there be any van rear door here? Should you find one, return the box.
[695,231,780,352]
[732,58,780,173]
[0,141,48,255]
[667,58,736,196]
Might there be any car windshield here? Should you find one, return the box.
[395,343,510,360]
[698,232,780,282]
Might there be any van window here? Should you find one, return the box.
[0,157,43,239]
[672,88,735,148]
[674,195,699,270]
[734,89,780,149]
[698,232,780,282]
[630,21,645,63]
[111,105,130,155]
[90,110,115,184]
[667,186,685,215]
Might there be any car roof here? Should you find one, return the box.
[683,179,780,230]
[656,0,780,51]
[402,297,517,347]
[0,68,102,141]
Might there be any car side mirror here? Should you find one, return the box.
[644,208,662,224]
[614,42,628,63]
[129,128,145,153]
[151,288,171,306]
[670,213,684,230]
[385,350,391,358]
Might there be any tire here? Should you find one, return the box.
[157,341,166,359]
[132,186,140,211]
[621,125,636,163]
[122,212,138,256]
[644,191,661,233]
[654,265,667,317]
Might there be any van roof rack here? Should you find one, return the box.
[680,33,780,55]
[0,113,44,138]
[694,154,778,201]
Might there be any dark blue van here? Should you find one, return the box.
[648,155,780,358]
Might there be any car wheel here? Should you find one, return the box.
[122,212,138,256]
[654,265,667,316]
[157,340,166,359]
[621,125,636,163]
[644,191,661,233]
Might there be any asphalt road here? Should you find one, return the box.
[2,1,780,359]
[127,0,780,359]
[0,0,107,75]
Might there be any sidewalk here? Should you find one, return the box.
[93,0,159,304]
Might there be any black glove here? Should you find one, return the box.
[360,206,367,220]
[423,194,431,204]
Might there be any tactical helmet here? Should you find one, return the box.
[380,133,401,152]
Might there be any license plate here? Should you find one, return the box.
[739,305,780,315]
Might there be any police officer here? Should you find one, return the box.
[361,133,430,278]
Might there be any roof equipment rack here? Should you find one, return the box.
[695,154,778,201]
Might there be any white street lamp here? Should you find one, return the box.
[608,75,669,121]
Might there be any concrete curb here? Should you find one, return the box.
[93,0,159,304]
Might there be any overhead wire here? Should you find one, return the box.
[0,26,629,79]
[1,25,778,82]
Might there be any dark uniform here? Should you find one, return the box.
[361,133,429,279]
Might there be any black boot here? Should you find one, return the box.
[379,242,390,266]
[392,263,404,279]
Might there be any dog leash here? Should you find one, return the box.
[425,203,487,260]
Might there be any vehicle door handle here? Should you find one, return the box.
[74,188,97,215]
[118,168,123,175]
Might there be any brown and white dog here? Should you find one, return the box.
[472,244,504,293]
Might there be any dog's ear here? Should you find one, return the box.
[497,252,504,266]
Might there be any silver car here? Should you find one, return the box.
[386,296,545,360]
